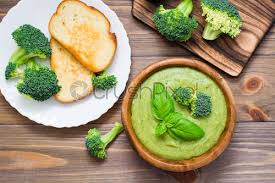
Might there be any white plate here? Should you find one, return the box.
[0,0,131,128]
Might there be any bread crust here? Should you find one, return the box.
[49,0,117,73]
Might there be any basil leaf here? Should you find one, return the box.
[151,82,175,120]
[167,129,181,140]
[155,122,167,136]
[167,113,205,141]
[151,83,205,141]
[164,112,183,128]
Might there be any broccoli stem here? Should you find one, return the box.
[177,0,193,17]
[101,122,123,146]
[10,48,27,63]
[16,53,36,65]
[202,22,222,40]
[25,59,37,68]
[100,70,108,76]
[10,48,42,66]
[13,59,36,79]
[5,48,32,80]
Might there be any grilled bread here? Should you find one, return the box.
[50,39,94,103]
[49,0,117,73]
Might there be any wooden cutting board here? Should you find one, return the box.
[132,0,275,76]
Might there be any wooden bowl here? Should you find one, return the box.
[121,58,236,172]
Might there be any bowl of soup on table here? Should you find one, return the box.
[122,58,236,172]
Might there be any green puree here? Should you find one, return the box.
[131,67,227,160]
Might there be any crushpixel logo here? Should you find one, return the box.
[70,81,88,99]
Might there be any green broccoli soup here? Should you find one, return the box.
[131,67,227,160]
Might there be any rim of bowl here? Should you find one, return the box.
[122,58,236,172]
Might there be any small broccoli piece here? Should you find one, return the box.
[173,87,194,106]
[16,60,61,102]
[85,122,123,159]
[5,24,51,80]
[153,0,198,42]
[191,92,212,118]
[92,71,118,90]
[201,0,242,40]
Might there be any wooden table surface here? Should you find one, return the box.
[0,0,274,182]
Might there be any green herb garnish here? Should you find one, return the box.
[152,82,175,120]
[152,83,204,141]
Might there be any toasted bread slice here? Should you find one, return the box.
[49,0,117,73]
[50,39,94,103]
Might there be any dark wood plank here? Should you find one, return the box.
[0,122,274,183]
[132,0,275,76]
[200,122,275,183]
[0,124,177,183]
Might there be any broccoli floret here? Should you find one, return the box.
[5,24,51,80]
[5,62,17,80]
[191,92,212,118]
[16,60,61,102]
[153,0,198,42]
[85,122,123,159]
[92,71,118,90]
[173,87,194,106]
[173,86,212,118]
[12,24,51,57]
[201,0,242,40]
